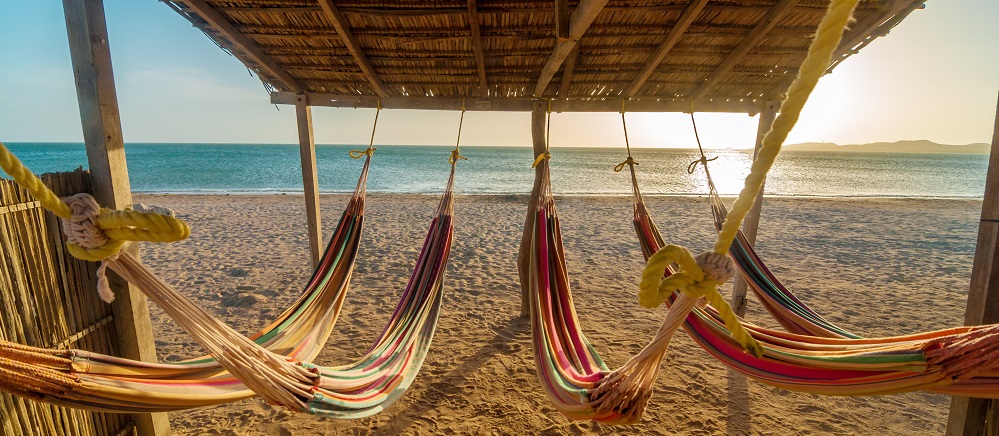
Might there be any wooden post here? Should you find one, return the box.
[518,100,548,317]
[296,95,322,268]
[730,100,779,316]
[946,93,999,436]
[62,0,169,435]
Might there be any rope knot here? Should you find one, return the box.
[613,156,639,173]
[349,147,376,159]
[449,149,468,164]
[686,155,718,174]
[694,251,735,283]
[531,151,551,168]
[62,194,112,251]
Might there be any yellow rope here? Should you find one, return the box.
[349,148,377,159]
[713,0,860,255]
[613,156,638,173]
[532,151,551,168]
[637,0,860,357]
[0,141,189,262]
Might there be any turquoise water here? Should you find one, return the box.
[3,142,989,198]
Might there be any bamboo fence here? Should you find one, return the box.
[0,169,134,436]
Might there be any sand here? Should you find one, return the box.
[134,193,982,435]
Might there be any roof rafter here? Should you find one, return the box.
[316,0,389,97]
[532,0,610,97]
[178,0,305,92]
[557,46,579,97]
[467,0,488,96]
[689,0,799,101]
[624,0,709,97]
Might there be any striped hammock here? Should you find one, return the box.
[0,152,458,418]
[527,153,999,425]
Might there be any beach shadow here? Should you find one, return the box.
[374,316,529,434]
[726,369,752,435]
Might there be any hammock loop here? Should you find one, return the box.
[532,151,551,168]
[449,149,468,164]
[686,155,718,175]
[639,244,762,357]
[613,156,639,173]
[349,147,377,159]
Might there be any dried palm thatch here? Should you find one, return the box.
[161,0,924,112]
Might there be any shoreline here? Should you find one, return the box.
[135,191,987,201]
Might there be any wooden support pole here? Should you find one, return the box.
[946,93,999,436]
[518,100,548,317]
[730,100,779,316]
[295,96,322,268]
[62,1,169,435]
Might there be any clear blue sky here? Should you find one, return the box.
[0,1,996,148]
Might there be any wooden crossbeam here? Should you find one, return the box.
[272,92,763,114]
[625,0,709,97]
[766,0,920,99]
[316,0,389,97]
[467,0,488,96]
[555,0,571,40]
[689,0,799,101]
[557,46,579,97]
[179,0,304,92]
[532,0,609,97]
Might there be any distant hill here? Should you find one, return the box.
[782,140,990,154]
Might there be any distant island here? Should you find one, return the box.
[782,140,990,154]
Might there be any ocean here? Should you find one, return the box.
[3,142,989,198]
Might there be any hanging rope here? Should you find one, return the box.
[684,113,719,178]
[450,98,468,164]
[531,99,553,168]
[350,100,381,159]
[637,0,861,356]
[613,98,640,173]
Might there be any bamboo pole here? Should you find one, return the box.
[62,1,169,434]
[518,100,548,317]
[295,95,322,268]
[730,100,779,316]
[945,93,999,436]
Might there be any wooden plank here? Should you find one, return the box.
[730,100,779,316]
[62,1,169,435]
[467,0,488,96]
[295,96,322,269]
[518,100,549,317]
[316,0,389,98]
[946,93,999,436]
[555,0,570,40]
[689,0,799,101]
[178,0,304,92]
[532,0,610,97]
[625,0,709,97]
[557,46,579,97]
[277,92,763,114]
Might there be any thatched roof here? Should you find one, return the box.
[162,0,924,113]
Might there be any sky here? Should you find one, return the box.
[0,1,996,149]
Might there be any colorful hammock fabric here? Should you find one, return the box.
[702,171,858,338]
[0,150,459,418]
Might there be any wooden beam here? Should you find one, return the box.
[555,0,570,40]
[316,0,389,98]
[689,0,799,101]
[467,0,488,96]
[533,0,610,96]
[767,0,920,99]
[946,93,999,436]
[557,46,579,97]
[625,0,709,97]
[276,93,763,114]
[62,1,169,435]
[730,100,779,316]
[179,0,304,92]
[519,100,549,317]
[295,96,322,269]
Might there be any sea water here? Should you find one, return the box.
[3,143,988,198]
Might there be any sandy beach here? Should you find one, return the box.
[134,193,981,435]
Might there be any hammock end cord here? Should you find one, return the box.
[0,142,190,303]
